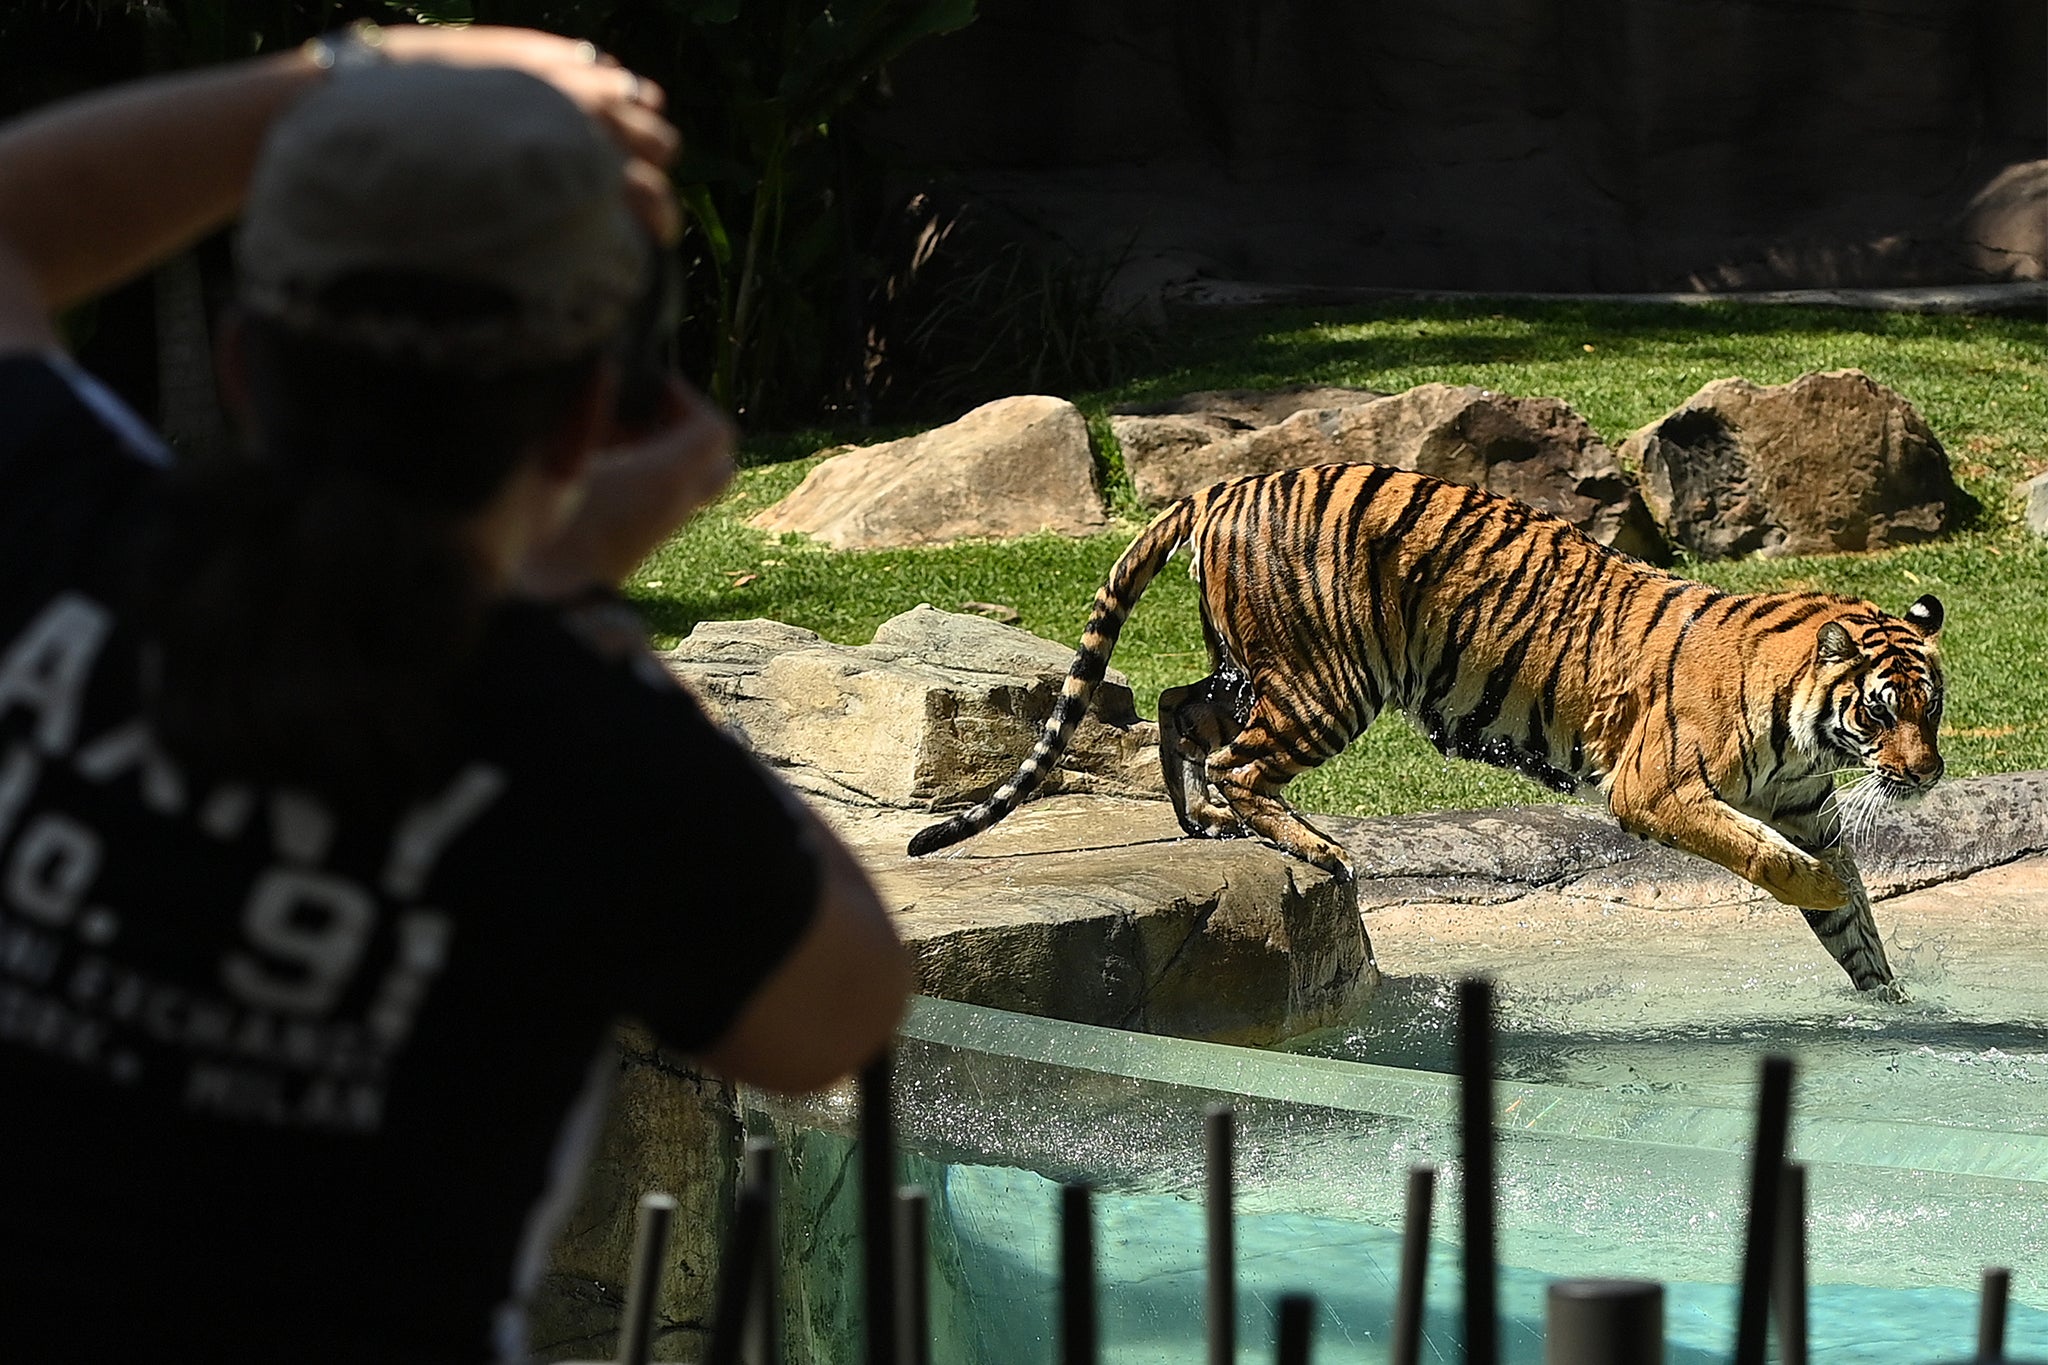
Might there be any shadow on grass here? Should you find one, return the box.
[738,297,2043,469]
[628,594,723,643]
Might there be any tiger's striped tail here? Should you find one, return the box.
[908,498,1198,858]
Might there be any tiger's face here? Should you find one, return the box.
[1816,593,1945,798]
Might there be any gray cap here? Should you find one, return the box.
[236,63,645,370]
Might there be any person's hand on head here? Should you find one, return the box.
[373,25,682,243]
[0,21,680,348]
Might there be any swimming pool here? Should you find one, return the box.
[751,991,2048,1362]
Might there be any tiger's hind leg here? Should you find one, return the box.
[1202,695,1363,881]
[1158,664,1256,839]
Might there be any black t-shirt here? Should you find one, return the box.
[0,354,821,1363]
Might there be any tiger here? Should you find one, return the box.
[908,462,1947,999]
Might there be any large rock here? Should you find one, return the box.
[662,607,1160,809]
[749,395,1106,550]
[1309,770,2048,913]
[2026,471,2048,540]
[663,608,1375,1045]
[1119,382,1669,562]
[1116,384,1386,429]
[1960,160,2048,283]
[877,797,1374,1045]
[1109,385,1381,501]
[1624,369,1961,560]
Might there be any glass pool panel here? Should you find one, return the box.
[750,995,2048,1363]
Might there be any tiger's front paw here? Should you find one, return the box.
[1753,849,1850,911]
[1276,839,1354,885]
[1177,798,1251,841]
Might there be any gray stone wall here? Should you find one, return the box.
[856,0,2047,292]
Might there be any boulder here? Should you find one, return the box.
[1623,369,1961,560]
[661,607,1161,810]
[1116,384,1387,428]
[1960,160,2048,283]
[877,797,1373,1045]
[1109,386,1382,503]
[660,609,1375,1045]
[2027,471,2048,540]
[748,395,1105,550]
[1120,382,1669,562]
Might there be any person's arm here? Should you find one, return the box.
[0,25,679,353]
[694,805,914,1094]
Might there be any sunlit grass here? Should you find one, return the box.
[635,299,2048,818]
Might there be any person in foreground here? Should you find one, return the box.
[0,24,910,1364]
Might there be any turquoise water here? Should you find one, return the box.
[754,994,2048,1363]
[936,1164,2022,1364]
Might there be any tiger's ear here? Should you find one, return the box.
[1816,621,1858,664]
[1904,593,1943,638]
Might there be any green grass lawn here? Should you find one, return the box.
[631,299,2048,819]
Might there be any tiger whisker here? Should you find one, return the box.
[1820,769,1866,843]
[1838,774,1889,846]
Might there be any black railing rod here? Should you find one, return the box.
[896,1187,931,1365]
[743,1137,780,1365]
[617,1191,676,1365]
[1208,1104,1236,1365]
[1981,1267,2013,1361]
[1459,976,1500,1365]
[1772,1161,1808,1365]
[1544,1278,1663,1364]
[1276,1293,1315,1365]
[860,1053,899,1365]
[1732,1054,1795,1365]
[1061,1182,1098,1365]
[1390,1164,1436,1365]
[705,1185,771,1365]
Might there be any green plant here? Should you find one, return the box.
[873,231,1158,420]
[9,0,986,430]
[650,0,979,423]
[443,0,980,424]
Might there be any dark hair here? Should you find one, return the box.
[140,272,603,806]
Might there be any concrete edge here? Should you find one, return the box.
[1164,279,2048,316]
[1317,769,2048,907]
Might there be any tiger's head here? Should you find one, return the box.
[1814,593,1945,799]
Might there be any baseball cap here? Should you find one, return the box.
[236,62,646,371]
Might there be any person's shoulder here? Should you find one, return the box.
[465,598,794,872]
[475,595,724,761]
